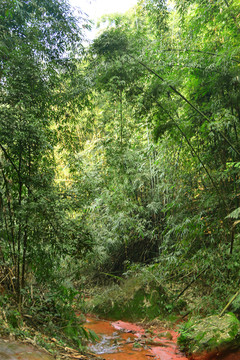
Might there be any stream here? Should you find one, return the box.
[1,316,240,360]
[85,316,188,360]
[85,316,240,360]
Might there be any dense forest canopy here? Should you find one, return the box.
[0,0,240,354]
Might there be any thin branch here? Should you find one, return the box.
[0,166,16,261]
[174,266,210,302]
[0,144,63,262]
[156,102,227,206]
[135,85,226,206]
[159,48,240,64]
[129,55,240,158]
[0,144,20,176]
[220,287,240,317]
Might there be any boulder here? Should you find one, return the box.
[178,313,240,358]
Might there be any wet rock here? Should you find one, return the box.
[126,337,134,343]
[0,339,54,360]
[178,313,240,358]
[158,331,173,340]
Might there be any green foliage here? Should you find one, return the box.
[92,28,129,58]
[87,274,169,321]
[230,295,240,319]
[17,282,96,348]
[142,0,169,33]
[63,2,240,327]
[0,0,94,354]
[0,0,91,306]
[6,310,22,329]
[178,313,240,355]
[1,0,240,355]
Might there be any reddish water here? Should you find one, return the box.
[85,317,240,360]
[85,317,188,360]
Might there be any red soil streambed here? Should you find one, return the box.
[85,317,240,360]
[85,316,188,360]
[0,317,239,359]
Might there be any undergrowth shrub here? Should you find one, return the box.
[86,271,188,321]
[0,278,97,352]
[22,282,97,348]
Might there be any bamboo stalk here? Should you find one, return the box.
[219,288,240,317]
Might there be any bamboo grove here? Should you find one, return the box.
[0,0,240,329]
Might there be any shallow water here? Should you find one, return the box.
[85,317,188,360]
[85,316,240,360]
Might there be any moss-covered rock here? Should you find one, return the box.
[89,276,168,321]
[178,313,240,356]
